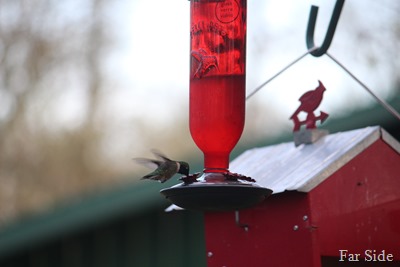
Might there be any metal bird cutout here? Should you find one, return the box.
[290,80,329,131]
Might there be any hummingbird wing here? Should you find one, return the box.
[133,158,162,169]
[141,161,178,183]
[151,149,172,162]
[134,150,179,183]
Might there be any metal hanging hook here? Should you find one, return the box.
[306,0,345,57]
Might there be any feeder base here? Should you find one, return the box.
[160,173,272,211]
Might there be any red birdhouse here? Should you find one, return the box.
[204,126,400,267]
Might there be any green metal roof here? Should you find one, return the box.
[0,180,172,258]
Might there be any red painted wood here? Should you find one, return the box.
[205,192,321,267]
[309,139,400,259]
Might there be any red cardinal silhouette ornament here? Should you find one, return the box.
[290,80,329,131]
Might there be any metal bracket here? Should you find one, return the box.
[235,210,249,231]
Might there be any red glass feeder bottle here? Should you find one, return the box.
[161,0,272,211]
[190,0,246,176]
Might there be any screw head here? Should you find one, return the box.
[293,225,299,231]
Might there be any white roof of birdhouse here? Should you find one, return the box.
[230,126,400,194]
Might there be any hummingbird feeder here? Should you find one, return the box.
[161,0,272,211]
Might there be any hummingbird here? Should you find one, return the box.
[133,150,190,183]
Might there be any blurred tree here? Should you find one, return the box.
[0,0,119,225]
